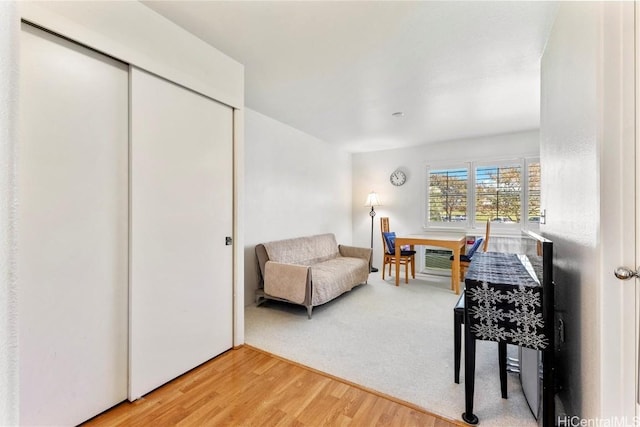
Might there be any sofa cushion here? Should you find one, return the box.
[310,257,369,306]
[263,233,340,266]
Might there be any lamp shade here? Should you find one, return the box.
[364,191,381,207]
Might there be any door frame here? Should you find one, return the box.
[600,1,637,420]
[634,0,640,417]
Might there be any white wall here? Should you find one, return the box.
[540,2,636,419]
[244,109,352,306]
[0,3,18,425]
[541,4,600,417]
[351,130,539,267]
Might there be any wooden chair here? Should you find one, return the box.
[380,217,416,283]
[456,220,491,281]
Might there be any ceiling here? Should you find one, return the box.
[143,1,559,153]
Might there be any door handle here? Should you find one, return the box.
[613,266,640,280]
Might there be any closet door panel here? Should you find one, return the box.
[129,67,233,399]
[18,24,129,426]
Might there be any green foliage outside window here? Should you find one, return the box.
[427,161,540,225]
[475,165,521,223]
[428,169,467,222]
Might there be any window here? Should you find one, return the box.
[425,159,540,228]
[427,167,468,223]
[527,161,541,224]
[475,164,522,223]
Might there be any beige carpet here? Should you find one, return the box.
[245,273,537,426]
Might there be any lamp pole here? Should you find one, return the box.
[364,191,381,273]
[369,205,378,272]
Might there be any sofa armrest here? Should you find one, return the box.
[338,245,372,262]
[264,261,310,304]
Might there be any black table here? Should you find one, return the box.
[462,252,550,424]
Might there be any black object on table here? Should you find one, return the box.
[462,252,550,425]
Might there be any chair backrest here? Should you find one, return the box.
[380,217,390,252]
[381,217,390,234]
[482,220,491,252]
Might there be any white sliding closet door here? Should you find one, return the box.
[18,24,129,425]
[129,68,233,399]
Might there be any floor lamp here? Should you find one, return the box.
[364,191,381,273]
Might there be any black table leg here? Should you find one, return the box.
[462,321,478,424]
[454,310,462,383]
[499,342,507,399]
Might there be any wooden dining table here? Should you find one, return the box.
[394,233,467,294]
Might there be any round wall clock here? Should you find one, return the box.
[390,170,407,186]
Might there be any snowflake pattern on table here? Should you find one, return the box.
[464,252,548,350]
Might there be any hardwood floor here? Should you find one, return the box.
[83,346,462,427]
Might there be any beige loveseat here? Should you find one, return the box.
[255,233,372,318]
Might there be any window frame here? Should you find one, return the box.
[424,157,541,231]
[424,162,471,229]
[524,158,541,231]
[473,159,524,230]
